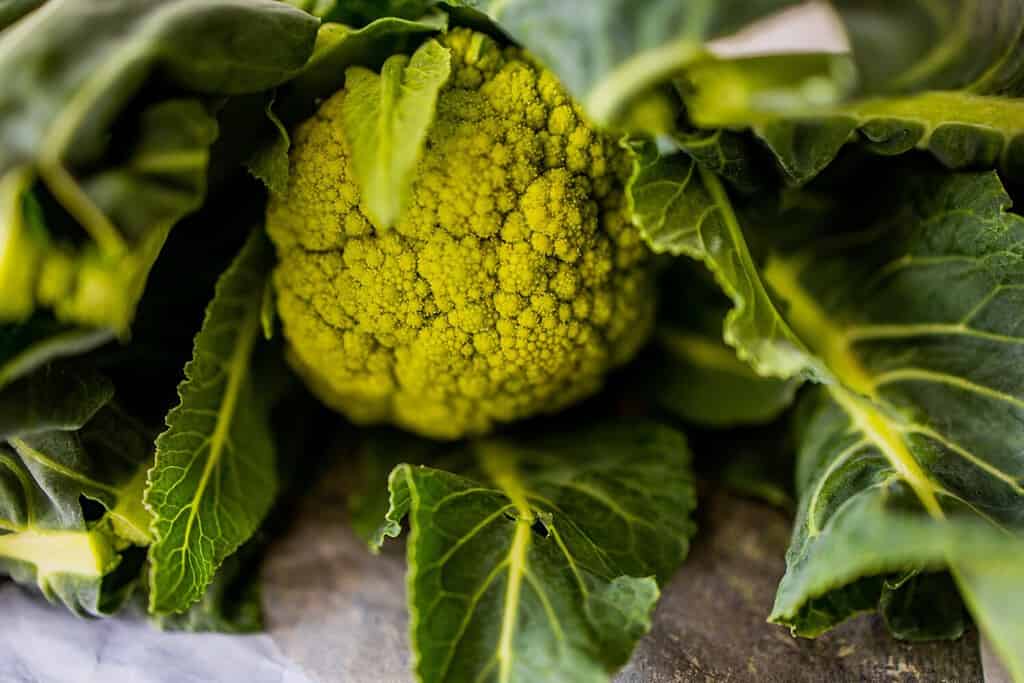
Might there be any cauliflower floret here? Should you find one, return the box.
[267,28,656,439]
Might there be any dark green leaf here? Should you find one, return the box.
[683,55,1024,184]
[738,170,1024,676]
[245,98,292,197]
[152,535,264,633]
[880,572,969,641]
[631,136,1024,676]
[377,420,697,683]
[626,141,816,379]
[348,428,438,549]
[0,0,42,31]
[716,428,795,511]
[145,230,279,615]
[0,364,152,616]
[673,127,776,193]
[679,0,1024,185]
[282,0,340,19]
[0,315,112,390]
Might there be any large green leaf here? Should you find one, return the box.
[144,230,279,615]
[682,55,1024,184]
[632,146,1024,675]
[0,0,318,330]
[626,140,815,379]
[757,171,1024,677]
[0,363,152,616]
[466,0,800,126]
[375,420,697,683]
[342,38,452,229]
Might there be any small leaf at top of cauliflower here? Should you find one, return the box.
[266,27,656,439]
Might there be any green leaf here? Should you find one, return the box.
[0,0,42,32]
[626,140,815,379]
[879,571,969,641]
[245,14,448,189]
[657,326,798,427]
[0,315,112,390]
[682,55,1024,184]
[468,0,801,126]
[152,534,265,633]
[757,171,1024,678]
[348,428,438,550]
[0,0,317,330]
[282,0,340,19]
[0,363,153,616]
[275,15,448,125]
[145,229,279,615]
[0,168,44,321]
[377,420,697,683]
[155,361,334,631]
[342,38,451,229]
[831,0,1024,96]
[715,427,795,511]
[245,98,292,197]
[632,136,1024,675]
[653,262,799,427]
[672,127,776,193]
[291,0,445,23]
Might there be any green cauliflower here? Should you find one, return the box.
[267,28,656,439]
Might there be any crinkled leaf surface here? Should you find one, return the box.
[632,146,1024,676]
[145,230,278,615]
[152,534,265,633]
[342,38,451,229]
[759,171,1024,678]
[376,420,696,683]
[0,364,152,616]
[467,0,800,125]
[672,126,777,193]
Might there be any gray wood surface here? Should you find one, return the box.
[262,465,984,683]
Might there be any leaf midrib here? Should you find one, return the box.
[171,302,261,583]
[478,444,534,683]
[762,254,944,519]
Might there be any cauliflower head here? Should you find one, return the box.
[267,28,656,439]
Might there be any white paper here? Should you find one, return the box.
[0,585,313,683]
